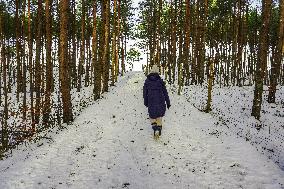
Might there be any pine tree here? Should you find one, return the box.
[71,0,77,88]
[59,0,73,123]
[115,0,121,82]
[22,0,27,121]
[111,0,118,86]
[102,0,111,93]
[43,0,53,125]
[77,0,86,92]
[268,0,284,103]
[1,5,8,150]
[251,0,272,120]
[205,58,214,112]
[93,1,101,100]
[15,0,22,101]
[183,0,191,84]
[28,0,35,130]
[35,0,43,125]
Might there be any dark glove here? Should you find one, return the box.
[167,104,171,109]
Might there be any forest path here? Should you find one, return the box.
[0,72,283,189]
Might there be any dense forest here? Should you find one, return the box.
[137,0,283,113]
[0,0,135,151]
[0,0,283,154]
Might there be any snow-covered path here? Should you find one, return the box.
[0,72,283,189]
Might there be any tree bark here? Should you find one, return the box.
[59,0,73,123]
[183,0,191,84]
[43,0,53,125]
[115,0,121,82]
[22,0,27,121]
[1,8,9,150]
[268,0,284,103]
[77,0,86,92]
[35,0,43,125]
[93,1,101,100]
[205,58,214,112]
[251,0,272,120]
[27,0,35,130]
[85,36,91,87]
[111,0,117,86]
[171,0,177,83]
[236,0,244,87]
[121,35,125,75]
[16,0,22,101]
[102,0,110,93]
[71,0,77,88]
[178,0,184,95]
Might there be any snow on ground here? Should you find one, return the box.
[0,74,99,146]
[183,83,284,170]
[0,72,283,189]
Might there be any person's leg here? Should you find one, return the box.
[156,117,162,126]
[150,118,158,132]
[156,117,162,135]
[150,118,157,125]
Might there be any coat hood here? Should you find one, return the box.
[147,73,160,81]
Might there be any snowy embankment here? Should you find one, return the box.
[183,83,284,170]
[0,72,283,189]
[0,76,97,146]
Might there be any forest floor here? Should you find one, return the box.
[0,72,283,189]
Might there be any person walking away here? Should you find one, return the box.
[143,65,171,137]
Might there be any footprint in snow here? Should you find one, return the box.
[122,182,130,188]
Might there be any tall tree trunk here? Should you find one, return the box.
[205,58,214,112]
[22,0,27,121]
[85,36,91,87]
[111,0,117,86]
[236,0,244,87]
[93,1,101,100]
[115,0,121,82]
[1,8,9,150]
[198,0,208,85]
[16,0,22,101]
[28,0,35,130]
[71,0,77,88]
[183,0,191,85]
[59,0,73,123]
[148,2,154,67]
[178,0,184,95]
[77,0,85,92]
[268,0,284,103]
[195,1,201,85]
[43,0,53,125]
[251,0,272,120]
[154,0,162,69]
[124,36,126,72]
[167,1,173,84]
[0,13,2,107]
[121,35,125,75]
[35,0,43,125]
[102,0,110,93]
[171,0,177,83]
[7,44,12,93]
[191,2,197,85]
[152,0,157,66]
[231,3,238,85]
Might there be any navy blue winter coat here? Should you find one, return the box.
[143,73,171,119]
